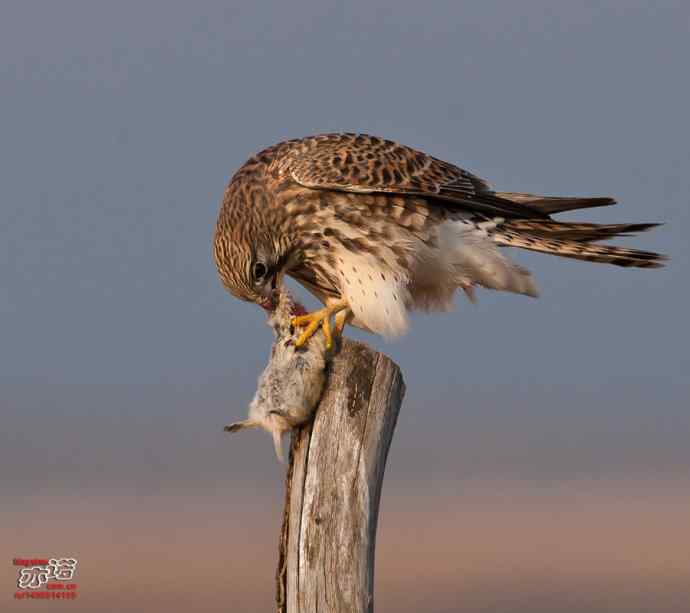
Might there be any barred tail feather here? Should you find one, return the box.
[493,231,667,268]
[501,220,661,242]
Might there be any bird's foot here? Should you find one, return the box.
[291,300,350,350]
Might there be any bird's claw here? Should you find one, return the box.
[291,301,349,350]
[291,309,333,350]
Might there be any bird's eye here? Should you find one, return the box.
[253,262,268,281]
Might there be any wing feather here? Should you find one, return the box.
[277,133,550,219]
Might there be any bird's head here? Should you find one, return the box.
[213,228,286,312]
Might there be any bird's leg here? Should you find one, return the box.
[334,308,353,338]
[329,307,353,350]
[321,315,332,350]
[292,299,349,349]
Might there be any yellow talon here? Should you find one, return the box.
[295,317,322,347]
[291,300,349,349]
[322,316,333,350]
[334,309,352,337]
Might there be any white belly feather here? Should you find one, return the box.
[333,218,538,338]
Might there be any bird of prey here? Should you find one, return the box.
[213,133,665,348]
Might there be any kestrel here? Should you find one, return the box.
[213,133,665,348]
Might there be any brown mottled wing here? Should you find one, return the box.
[280,133,549,219]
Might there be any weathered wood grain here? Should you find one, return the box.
[276,339,405,613]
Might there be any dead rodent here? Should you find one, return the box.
[224,290,328,462]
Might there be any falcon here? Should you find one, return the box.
[213,133,665,348]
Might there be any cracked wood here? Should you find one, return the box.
[277,339,405,612]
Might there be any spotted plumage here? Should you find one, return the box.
[214,133,666,339]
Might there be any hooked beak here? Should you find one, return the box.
[259,272,280,311]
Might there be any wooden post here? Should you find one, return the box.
[276,339,405,613]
